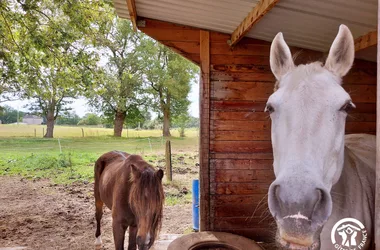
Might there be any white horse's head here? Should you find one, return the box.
[267,25,355,249]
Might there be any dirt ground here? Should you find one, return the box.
[0,176,191,250]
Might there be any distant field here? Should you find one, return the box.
[0,126,200,204]
[0,124,199,138]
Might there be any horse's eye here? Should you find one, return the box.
[265,104,275,113]
[340,101,355,113]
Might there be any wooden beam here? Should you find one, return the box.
[355,30,377,52]
[199,30,211,231]
[229,0,280,47]
[126,0,137,31]
[376,1,380,248]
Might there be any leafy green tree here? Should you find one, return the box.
[0,105,24,124]
[56,111,81,125]
[87,18,150,137]
[0,0,104,137]
[172,112,191,137]
[77,113,101,126]
[142,42,198,136]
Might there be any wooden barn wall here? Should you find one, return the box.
[140,18,377,242]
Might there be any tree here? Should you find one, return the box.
[87,18,149,137]
[0,0,104,137]
[0,105,24,124]
[56,111,81,125]
[77,113,101,126]
[172,112,191,137]
[142,43,198,136]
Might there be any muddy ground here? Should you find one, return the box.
[0,176,191,250]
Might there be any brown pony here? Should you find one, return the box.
[94,151,164,250]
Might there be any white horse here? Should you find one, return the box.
[266,25,375,250]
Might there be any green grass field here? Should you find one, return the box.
[0,125,199,205]
[0,124,199,138]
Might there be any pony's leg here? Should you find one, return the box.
[127,225,137,250]
[95,200,104,247]
[112,220,126,250]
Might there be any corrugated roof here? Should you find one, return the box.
[113,0,377,61]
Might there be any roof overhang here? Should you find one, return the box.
[113,0,377,62]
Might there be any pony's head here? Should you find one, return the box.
[129,161,164,250]
[266,25,355,249]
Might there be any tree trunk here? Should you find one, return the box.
[163,108,171,137]
[114,111,126,137]
[44,109,55,138]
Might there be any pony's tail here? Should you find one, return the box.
[94,157,106,199]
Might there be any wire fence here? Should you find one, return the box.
[0,125,199,138]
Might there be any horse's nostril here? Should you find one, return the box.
[311,188,332,223]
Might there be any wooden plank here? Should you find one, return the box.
[213,120,270,131]
[212,81,274,101]
[217,228,274,242]
[140,28,200,42]
[211,55,270,65]
[344,67,377,85]
[211,64,271,73]
[211,183,270,195]
[126,0,137,31]
[213,217,273,229]
[211,31,270,45]
[199,30,210,232]
[345,122,376,133]
[375,6,380,248]
[211,111,269,121]
[211,141,273,153]
[212,43,270,56]
[211,71,275,82]
[210,159,273,170]
[212,82,375,102]
[211,153,274,160]
[229,0,280,47]
[211,130,271,141]
[163,41,200,54]
[212,169,258,182]
[354,30,377,52]
[212,111,375,122]
[211,100,267,111]
[212,194,268,205]
[214,204,269,218]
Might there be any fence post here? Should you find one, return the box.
[34,128,36,137]
[58,138,62,153]
[165,140,172,181]
[148,138,153,152]
[81,128,84,137]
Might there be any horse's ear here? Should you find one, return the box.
[130,164,141,179]
[270,32,295,80]
[324,24,355,78]
[155,169,164,181]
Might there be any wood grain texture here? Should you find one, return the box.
[375,6,380,248]
[229,0,280,46]
[199,30,211,231]
[355,30,377,52]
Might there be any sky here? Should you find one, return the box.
[2,81,200,118]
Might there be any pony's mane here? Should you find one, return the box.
[128,162,164,241]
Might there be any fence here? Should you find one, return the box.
[0,125,199,138]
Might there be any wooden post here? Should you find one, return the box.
[375,2,380,248]
[81,128,84,137]
[199,30,210,231]
[165,140,172,181]
[34,128,36,137]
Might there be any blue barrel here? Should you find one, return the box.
[192,179,200,231]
